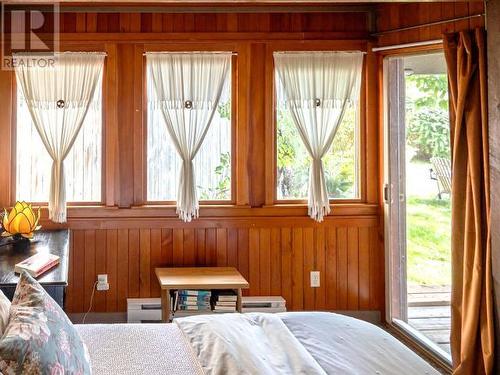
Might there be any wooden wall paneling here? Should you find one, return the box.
[347,226,359,310]
[65,220,382,313]
[94,229,107,312]
[248,228,260,296]
[49,12,371,35]
[128,229,140,298]
[303,227,314,310]
[161,228,173,266]
[428,2,443,39]
[281,228,293,308]
[205,228,216,267]
[83,230,96,313]
[75,13,86,33]
[117,44,135,208]
[149,228,162,297]
[270,228,281,296]
[183,228,196,266]
[418,3,431,42]
[72,230,85,313]
[116,229,129,311]
[195,228,206,265]
[227,228,239,269]
[336,227,348,309]
[237,228,250,296]
[259,228,271,296]
[66,234,74,312]
[139,229,151,297]
[376,2,485,47]
[325,226,337,310]
[247,43,266,207]
[453,2,470,33]
[106,229,118,312]
[469,2,485,29]
[358,226,370,310]
[173,229,184,266]
[369,226,382,311]
[0,10,387,315]
[216,228,227,266]
[291,227,304,310]
[314,226,326,310]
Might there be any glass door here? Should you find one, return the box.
[384,51,452,363]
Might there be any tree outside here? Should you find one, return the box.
[405,73,451,287]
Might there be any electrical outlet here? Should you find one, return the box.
[97,274,109,291]
[310,271,320,288]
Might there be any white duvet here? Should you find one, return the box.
[176,312,440,375]
[175,313,327,375]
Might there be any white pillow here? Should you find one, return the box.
[0,290,11,335]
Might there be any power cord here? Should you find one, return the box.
[82,281,98,324]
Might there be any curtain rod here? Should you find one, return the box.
[273,51,365,54]
[12,52,107,56]
[371,39,442,52]
[144,51,237,56]
[372,13,484,37]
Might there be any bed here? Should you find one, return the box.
[76,312,440,375]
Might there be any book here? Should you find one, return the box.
[178,305,211,311]
[217,295,238,302]
[215,301,237,306]
[215,290,237,300]
[178,295,211,303]
[214,306,237,312]
[15,253,60,278]
[178,300,210,307]
[178,290,211,297]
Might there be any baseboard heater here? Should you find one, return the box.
[127,296,286,323]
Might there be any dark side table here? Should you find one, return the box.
[0,229,69,308]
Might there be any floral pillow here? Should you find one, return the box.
[0,272,92,374]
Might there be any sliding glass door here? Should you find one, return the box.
[384,51,452,362]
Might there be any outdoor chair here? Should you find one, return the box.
[429,157,452,199]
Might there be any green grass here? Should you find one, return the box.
[407,196,451,286]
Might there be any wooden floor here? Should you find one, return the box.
[407,285,451,354]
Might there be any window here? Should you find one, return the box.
[275,69,360,201]
[146,59,232,202]
[16,75,103,203]
[385,52,451,362]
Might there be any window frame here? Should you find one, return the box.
[143,47,237,206]
[11,51,107,207]
[270,46,367,205]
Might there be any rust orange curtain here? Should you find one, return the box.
[444,28,495,375]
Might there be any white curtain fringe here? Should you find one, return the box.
[15,53,104,224]
[148,52,231,222]
[274,51,363,223]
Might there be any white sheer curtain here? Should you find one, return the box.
[147,52,231,222]
[274,51,363,222]
[14,52,105,223]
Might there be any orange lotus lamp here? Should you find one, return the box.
[1,201,41,239]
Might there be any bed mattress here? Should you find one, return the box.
[77,312,440,375]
